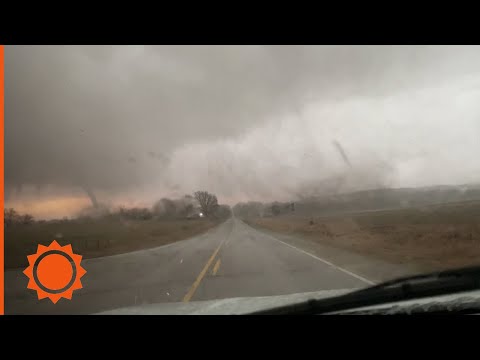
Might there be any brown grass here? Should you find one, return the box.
[5,218,220,269]
[249,202,480,272]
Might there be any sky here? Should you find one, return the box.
[5,45,480,218]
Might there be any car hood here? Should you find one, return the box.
[95,288,355,315]
[95,288,480,315]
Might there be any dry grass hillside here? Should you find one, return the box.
[249,201,480,271]
[5,218,220,269]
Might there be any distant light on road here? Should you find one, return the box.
[199,212,204,217]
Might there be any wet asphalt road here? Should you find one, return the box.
[5,217,371,314]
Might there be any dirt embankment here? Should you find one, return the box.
[248,202,480,272]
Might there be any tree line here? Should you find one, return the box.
[4,208,35,227]
[232,201,295,219]
[5,190,231,225]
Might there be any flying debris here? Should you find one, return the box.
[332,140,352,168]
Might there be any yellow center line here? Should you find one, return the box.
[182,241,224,303]
[212,259,221,276]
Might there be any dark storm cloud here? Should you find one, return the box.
[5,45,480,203]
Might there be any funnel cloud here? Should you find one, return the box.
[5,45,480,216]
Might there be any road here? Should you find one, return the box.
[5,217,374,315]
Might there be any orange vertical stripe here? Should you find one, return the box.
[0,45,4,315]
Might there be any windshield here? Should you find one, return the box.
[4,45,480,315]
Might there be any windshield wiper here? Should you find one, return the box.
[250,265,480,315]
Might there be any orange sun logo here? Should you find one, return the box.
[23,240,87,304]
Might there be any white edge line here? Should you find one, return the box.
[266,234,374,285]
[242,221,375,285]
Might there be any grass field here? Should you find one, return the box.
[248,201,480,272]
[5,218,220,269]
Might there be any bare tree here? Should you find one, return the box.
[152,196,198,219]
[20,214,35,225]
[271,202,281,216]
[214,204,232,220]
[5,208,35,226]
[5,208,19,227]
[194,191,218,217]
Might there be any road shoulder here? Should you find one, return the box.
[243,220,423,283]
